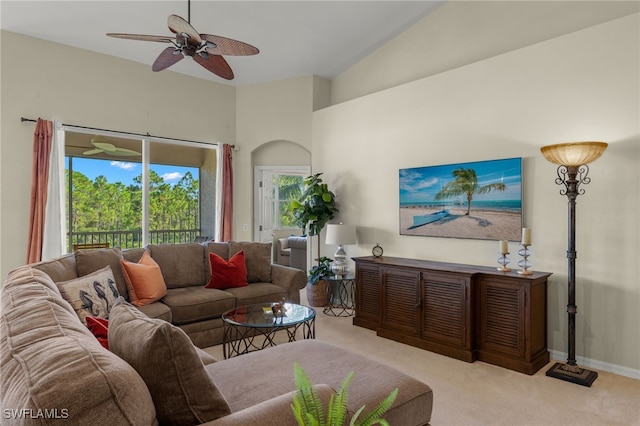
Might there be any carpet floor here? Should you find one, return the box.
[205,291,639,425]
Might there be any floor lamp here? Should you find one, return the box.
[540,141,608,387]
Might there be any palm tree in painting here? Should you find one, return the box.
[435,168,506,216]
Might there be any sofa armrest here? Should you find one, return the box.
[205,385,335,426]
[270,264,307,304]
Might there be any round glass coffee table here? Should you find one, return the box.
[222,303,315,358]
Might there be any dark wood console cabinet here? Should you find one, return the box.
[353,256,551,375]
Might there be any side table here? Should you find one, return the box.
[323,276,355,317]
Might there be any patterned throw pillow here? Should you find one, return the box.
[57,266,120,325]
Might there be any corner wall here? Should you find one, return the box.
[234,76,322,241]
[313,15,640,374]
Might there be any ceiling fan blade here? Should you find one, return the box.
[112,148,141,157]
[107,33,174,43]
[168,14,202,45]
[92,141,117,152]
[152,47,184,72]
[193,53,234,80]
[200,34,259,56]
[83,149,104,156]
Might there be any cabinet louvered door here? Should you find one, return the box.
[421,273,470,349]
[354,263,381,329]
[478,279,525,358]
[380,267,420,336]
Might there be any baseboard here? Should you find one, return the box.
[549,350,640,380]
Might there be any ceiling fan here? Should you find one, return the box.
[83,135,141,157]
[106,0,259,80]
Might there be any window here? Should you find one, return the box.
[65,131,216,251]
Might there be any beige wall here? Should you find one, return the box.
[314,14,639,375]
[0,31,236,277]
[234,76,320,241]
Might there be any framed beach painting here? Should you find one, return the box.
[399,157,523,241]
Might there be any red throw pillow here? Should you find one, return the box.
[205,251,248,289]
[86,316,109,349]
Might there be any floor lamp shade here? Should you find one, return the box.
[325,224,357,277]
[540,141,607,387]
[540,141,607,166]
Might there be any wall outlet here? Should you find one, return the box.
[243,224,249,231]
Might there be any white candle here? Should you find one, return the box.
[499,240,508,254]
[521,228,531,245]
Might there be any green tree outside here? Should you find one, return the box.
[66,168,200,248]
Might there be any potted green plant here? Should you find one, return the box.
[290,173,338,263]
[292,362,398,426]
[290,173,338,305]
[306,256,334,307]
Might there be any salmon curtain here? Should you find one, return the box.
[219,144,234,242]
[26,119,53,263]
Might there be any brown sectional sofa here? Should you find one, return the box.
[0,242,434,425]
[30,241,307,348]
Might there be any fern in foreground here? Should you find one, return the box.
[291,362,398,426]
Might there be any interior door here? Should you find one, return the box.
[255,169,275,242]
[254,166,310,243]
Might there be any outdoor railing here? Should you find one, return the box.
[69,229,202,251]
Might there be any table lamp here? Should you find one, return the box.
[325,224,357,277]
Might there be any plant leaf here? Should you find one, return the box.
[352,388,398,426]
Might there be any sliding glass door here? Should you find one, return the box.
[65,130,216,251]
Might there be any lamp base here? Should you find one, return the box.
[546,362,598,387]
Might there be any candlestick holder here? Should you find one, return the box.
[496,253,511,272]
[517,244,533,275]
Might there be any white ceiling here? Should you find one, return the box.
[0,0,444,86]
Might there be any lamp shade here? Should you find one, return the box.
[325,224,357,245]
[540,141,608,166]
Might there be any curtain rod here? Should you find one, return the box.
[20,117,228,148]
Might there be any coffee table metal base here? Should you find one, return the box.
[222,303,316,359]
[223,317,315,358]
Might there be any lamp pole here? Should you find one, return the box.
[559,165,581,368]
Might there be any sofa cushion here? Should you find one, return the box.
[120,250,167,306]
[224,283,288,306]
[162,286,236,325]
[57,265,120,324]
[109,298,231,425]
[136,300,173,322]
[122,247,145,262]
[1,267,157,425]
[75,247,128,300]
[206,241,230,259]
[205,250,248,289]
[148,243,205,288]
[229,241,272,283]
[32,252,78,283]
